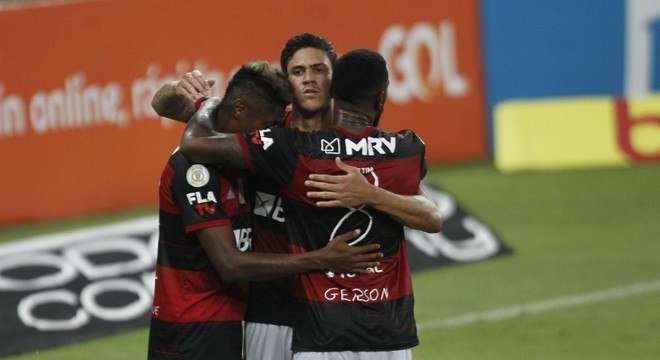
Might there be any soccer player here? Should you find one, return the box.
[148,61,382,360]
[179,49,430,360]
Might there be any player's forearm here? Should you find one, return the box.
[180,100,249,168]
[180,128,248,169]
[213,229,380,282]
[368,187,443,233]
[151,81,196,122]
[218,252,324,282]
[180,119,216,162]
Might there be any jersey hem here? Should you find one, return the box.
[244,316,294,327]
[291,339,419,352]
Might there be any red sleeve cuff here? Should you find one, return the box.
[185,219,231,234]
[194,96,209,110]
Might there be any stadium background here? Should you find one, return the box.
[1,0,659,358]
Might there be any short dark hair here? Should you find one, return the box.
[280,33,338,75]
[224,61,293,107]
[330,49,389,104]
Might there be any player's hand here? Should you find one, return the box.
[319,229,382,274]
[176,70,216,103]
[305,157,376,208]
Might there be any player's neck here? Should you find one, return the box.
[291,106,332,132]
[334,108,372,134]
[213,105,235,132]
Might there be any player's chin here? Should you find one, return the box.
[298,100,326,113]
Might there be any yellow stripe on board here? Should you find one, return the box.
[494,94,660,172]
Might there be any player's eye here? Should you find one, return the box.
[314,66,328,73]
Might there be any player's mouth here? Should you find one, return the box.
[302,88,319,95]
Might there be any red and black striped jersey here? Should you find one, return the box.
[237,125,426,352]
[148,150,251,360]
[244,174,295,326]
[244,111,295,326]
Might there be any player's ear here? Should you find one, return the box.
[232,98,246,120]
[372,90,387,127]
[374,91,386,112]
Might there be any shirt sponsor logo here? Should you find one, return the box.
[258,129,274,150]
[253,191,285,223]
[233,228,252,251]
[186,191,217,205]
[346,137,396,156]
[320,137,397,156]
[186,191,218,216]
[320,138,340,154]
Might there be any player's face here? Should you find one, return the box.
[287,47,333,114]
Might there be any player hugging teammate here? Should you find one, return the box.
[149,33,442,360]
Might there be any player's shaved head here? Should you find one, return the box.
[330,49,389,105]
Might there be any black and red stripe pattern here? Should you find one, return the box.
[148,150,251,360]
[244,116,296,327]
[148,318,243,359]
[240,126,426,351]
[244,178,295,326]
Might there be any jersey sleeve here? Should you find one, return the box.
[399,129,428,180]
[417,133,428,180]
[236,127,298,187]
[170,162,231,233]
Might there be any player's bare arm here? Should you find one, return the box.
[305,157,443,233]
[179,98,248,168]
[151,70,216,122]
[199,227,382,282]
